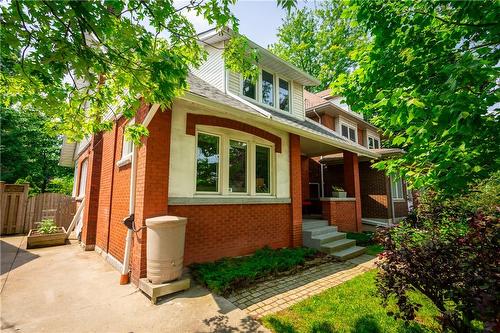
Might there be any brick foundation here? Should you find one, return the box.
[168,204,291,265]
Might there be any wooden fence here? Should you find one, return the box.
[0,182,76,235]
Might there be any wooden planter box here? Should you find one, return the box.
[27,227,67,249]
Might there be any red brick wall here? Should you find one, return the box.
[168,204,291,265]
[343,151,362,232]
[359,162,390,219]
[394,201,408,218]
[301,156,310,200]
[131,108,172,284]
[358,128,364,145]
[320,114,335,131]
[321,200,357,232]
[81,133,103,249]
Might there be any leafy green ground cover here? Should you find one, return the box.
[190,247,317,295]
[262,270,441,333]
[346,232,384,255]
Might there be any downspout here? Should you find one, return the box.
[389,177,395,226]
[120,104,160,285]
[313,109,325,198]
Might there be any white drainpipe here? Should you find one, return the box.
[120,104,160,284]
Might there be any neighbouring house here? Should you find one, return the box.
[59,28,408,286]
[303,90,411,229]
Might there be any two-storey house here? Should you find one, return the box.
[59,28,401,286]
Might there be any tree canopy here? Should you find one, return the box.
[273,0,500,196]
[1,0,293,142]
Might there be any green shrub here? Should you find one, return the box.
[190,247,317,295]
[36,219,59,234]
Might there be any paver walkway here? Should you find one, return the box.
[227,254,377,318]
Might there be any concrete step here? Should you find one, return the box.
[302,225,338,238]
[331,246,366,261]
[303,231,346,249]
[302,220,329,230]
[320,238,356,253]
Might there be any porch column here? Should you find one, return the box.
[81,133,103,251]
[301,156,310,201]
[130,108,172,285]
[289,133,302,247]
[343,150,362,232]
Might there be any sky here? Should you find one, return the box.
[184,0,319,48]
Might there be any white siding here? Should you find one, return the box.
[190,41,225,91]
[227,70,240,95]
[291,81,304,119]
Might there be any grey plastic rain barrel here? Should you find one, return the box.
[145,215,187,284]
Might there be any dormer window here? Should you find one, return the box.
[341,123,357,143]
[242,78,256,99]
[279,78,290,112]
[261,70,274,107]
[368,136,380,149]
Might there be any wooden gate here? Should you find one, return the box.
[0,182,29,235]
[0,182,76,235]
[24,193,76,233]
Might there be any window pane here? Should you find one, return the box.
[279,79,289,111]
[374,140,380,149]
[196,133,219,192]
[229,140,247,193]
[243,78,256,99]
[255,145,271,193]
[368,137,374,149]
[341,125,349,138]
[78,159,88,197]
[262,71,274,106]
[348,127,356,142]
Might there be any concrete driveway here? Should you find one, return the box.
[0,236,268,333]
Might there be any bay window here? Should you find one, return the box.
[195,130,274,196]
[279,78,290,111]
[196,133,220,192]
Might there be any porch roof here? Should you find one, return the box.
[320,148,405,164]
[184,74,380,159]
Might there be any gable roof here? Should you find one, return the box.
[198,28,320,86]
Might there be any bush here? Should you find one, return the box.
[190,247,317,295]
[376,175,499,332]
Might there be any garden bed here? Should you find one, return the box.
[27,227,67,249]
[190,247,333,296]
[346,231,384,255]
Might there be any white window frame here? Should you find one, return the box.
[194,129,275,197]
[117,119,134,166]
[340,122,357,143]
[390,176,404,200]
[195,131,222,194]
[77,158,88,199]
[368,135,380,149]
[239,68,292,114]
[227,138,250,194]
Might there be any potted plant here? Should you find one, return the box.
[27,219,67,249]
[331,186,347,198]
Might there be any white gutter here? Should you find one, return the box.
[120,103,160,284]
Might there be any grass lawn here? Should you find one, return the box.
[262,270,441,333]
